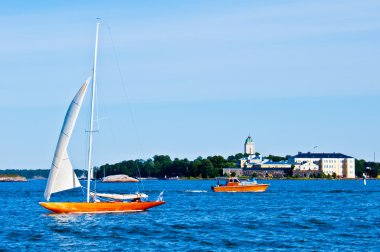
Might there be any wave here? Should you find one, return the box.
[185,190,207,193]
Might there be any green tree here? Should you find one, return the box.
[366,162,380,177]
[227,155,235,162]
[143,159,155,177]
[317,171,327,178]
[172,158,190,177]
[207,155,228,168]
[355,159,365,177]
[153,155,172,177]
[227,153,244,163]
[266,155,287,162]
[192,159,217,178]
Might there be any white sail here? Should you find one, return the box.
[44,78,90,201]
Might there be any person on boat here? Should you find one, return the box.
[131,197,141,202]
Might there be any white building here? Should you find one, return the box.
[293,161,319,171]
[239,154,270,168]
[289,152,355,178]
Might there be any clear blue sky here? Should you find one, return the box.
[0,0,379,169]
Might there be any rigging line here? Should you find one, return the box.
[93,167,96,194]
[94,80,123,180]
[105,22,146,191]
[80,185,86,202]
[85,88,91,182]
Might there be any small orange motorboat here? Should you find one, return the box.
[211,177,269,192]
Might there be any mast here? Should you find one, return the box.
[87,21,100,202]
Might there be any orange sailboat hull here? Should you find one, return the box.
[39,201,165,214]
[212,184,269,192]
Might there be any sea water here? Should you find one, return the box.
[0,179,379,251]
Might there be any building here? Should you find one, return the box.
[293,161,319,171]
[253,160,292,169]
[238,153,292,178]
[239,154,266,168]
[244,135,255,155]
[289,152,355,178]
[245,160,293,178]
[243,167,292,178]
[232,137,356,178]
[292,160,320,177]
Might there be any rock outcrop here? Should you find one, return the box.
[102,174,139,183]
[0,174,28,182]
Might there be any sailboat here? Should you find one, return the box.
[40,22,165,214]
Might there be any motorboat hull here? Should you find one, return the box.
[211,184,269,192]
[40,201,165,214]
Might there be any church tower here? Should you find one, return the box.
[244,135,255,155]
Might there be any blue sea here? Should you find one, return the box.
[0,179,379,251]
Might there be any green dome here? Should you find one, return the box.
[245,135,253,144]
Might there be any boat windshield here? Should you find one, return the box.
[227,178,240,183]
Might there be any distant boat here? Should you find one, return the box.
[39,21,165,214]
[211,177,269,192]
[137,177,158,180]
[32,176,46,180]
[102,174,139,183]
[78,173,87,180]
[363,173,367,186]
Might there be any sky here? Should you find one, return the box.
[0,0,379,169]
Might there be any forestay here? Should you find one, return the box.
[44,78,90,201]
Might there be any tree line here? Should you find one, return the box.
[94,154,242,179]
[0,154,378,179]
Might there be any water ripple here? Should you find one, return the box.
[0,180,379,251]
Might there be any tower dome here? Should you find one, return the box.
[245,135,253,144]
[244,135,255,155]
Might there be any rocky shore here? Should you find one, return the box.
[0,174,28,182]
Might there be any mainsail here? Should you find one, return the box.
[44,78,90,201]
